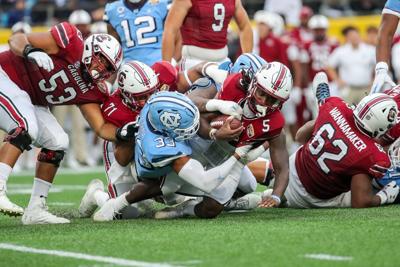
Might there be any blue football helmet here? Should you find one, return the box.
[230,53,267,74]
[147,91,200,141]
[374,138,400,189]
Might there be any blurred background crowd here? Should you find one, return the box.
[0,0,391,172]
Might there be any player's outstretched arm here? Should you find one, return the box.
[261,133,289,208]
[79,103,118,142]
[114,141,135,167]
[162,0,191,62]
[9,31,59,56]
[234,0,253,53]
[371,13,398,93]
[295,119,316,144]
[377,14,399,64]
[106,23,121,43]
[351,174,382,208]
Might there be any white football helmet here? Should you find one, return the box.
[82,34,123,83]
[117,61,159,110]
[353,93,398,138]
[68,10,91,25]
[247,62,293,117]
[308,15,329,29]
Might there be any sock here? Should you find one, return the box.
[114,192,129,211]
[0,163,13,183]
[94,190,109,207]
[31,178,52,198]
[28,178,52,209]
[182,201,196,216]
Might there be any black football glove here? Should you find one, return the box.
[116,117,140,142]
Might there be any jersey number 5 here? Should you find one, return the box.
[212,3,225,32]
[308,123,348,174]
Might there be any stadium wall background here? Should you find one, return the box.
[0,15,381,45]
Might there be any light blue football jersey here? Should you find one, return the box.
[384,0,400,14]
[134,104,192,179]
[104,0,170,65]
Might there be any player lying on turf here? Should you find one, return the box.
[129,61,289,219]
[79,60,244,219]
[260,72,399,208]
[92,91,268,221]
[0,22,148,224]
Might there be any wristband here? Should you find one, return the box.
[209,128,217,140]
[23,44,44,59]
[375,61,389,72]
[271,194,281,205]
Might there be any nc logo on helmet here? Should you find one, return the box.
[160,111,181,129]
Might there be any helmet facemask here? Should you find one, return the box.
[247,79,283,117]
[120,86,158,111]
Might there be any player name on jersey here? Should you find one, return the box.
[68,63,90,94]
[329,107,367,152]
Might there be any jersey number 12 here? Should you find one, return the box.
[121,16,157,48]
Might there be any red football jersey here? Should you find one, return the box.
[101,93,139,127]
[381,86,400,146]
[181,0,235,49]
[151,61,178,91]
[0,22,105,106]
[303,39,338,82]
[258,33,289,66]
[296,97,390,199]
[289,27,314,47]
[217,73,285,146]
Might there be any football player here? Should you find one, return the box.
[162,0,253,70]
[152,61,292,219]
[104,0,171,65]
[0,22,137,224]
[79,60,243,219]
[371,0,399,93]
[260,73,399,208]
[92,91,265,221]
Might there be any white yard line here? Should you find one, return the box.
[10,166,104,177]
[48,202,75,206]
[7,184,87,195]
[0,243,187,267]
[304,253,353,261]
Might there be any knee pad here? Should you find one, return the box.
[37,148,65,167]
[4,127,32,152]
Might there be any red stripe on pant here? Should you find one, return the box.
[0,93,26,129]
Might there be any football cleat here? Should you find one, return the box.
[224,193,262,211]
[0,182,24,216]
[154,199,198,219]
[22,197,70,225]
[78,178,104,218]
[93,198,120,222]
[312,72,330,105]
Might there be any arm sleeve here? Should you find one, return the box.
[177,156,243,193]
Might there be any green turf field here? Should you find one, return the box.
[0,170,398,267]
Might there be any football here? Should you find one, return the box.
[210,115,242,130]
